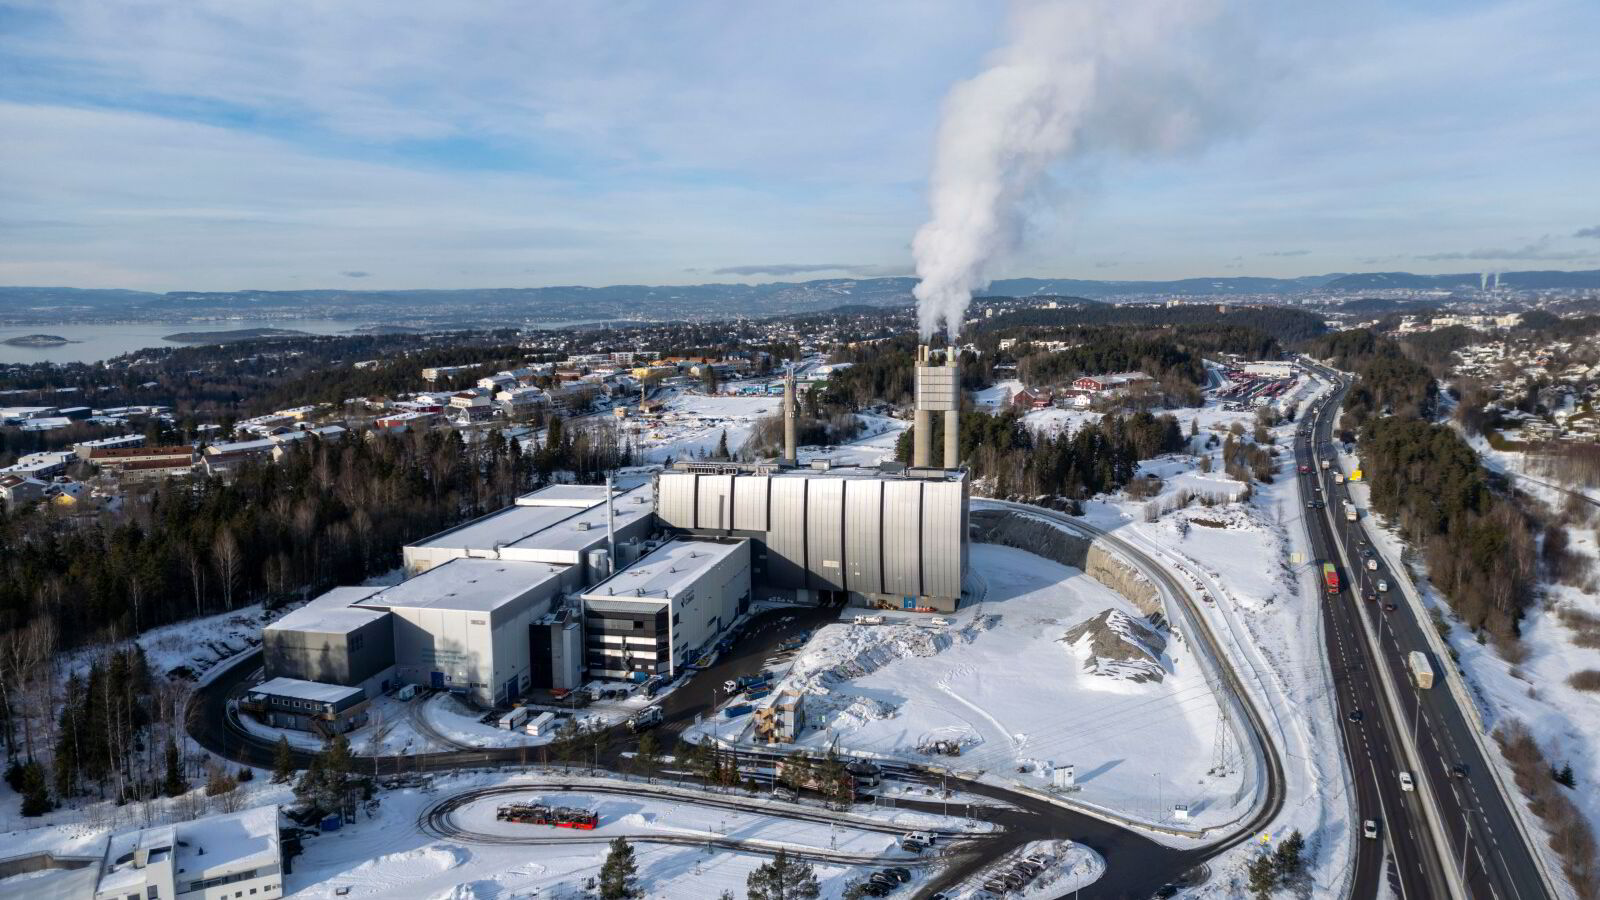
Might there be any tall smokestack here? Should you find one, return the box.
[782,369,798,466]
[913,345,933,468]
[944,349,960,469]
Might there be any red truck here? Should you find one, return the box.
[1322,563,1340,595]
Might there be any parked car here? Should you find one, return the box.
[884,867,911,883]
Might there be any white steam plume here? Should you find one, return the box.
[912,0,1246,339]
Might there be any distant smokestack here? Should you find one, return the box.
[913,345,933,468]
[782,370,798,466]
[943,349,960,469]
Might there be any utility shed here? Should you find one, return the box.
[356,558,576,706]
[263,586,394,699]
[580,538,750,680]
[656,464,968,612]
[241,677,369,734]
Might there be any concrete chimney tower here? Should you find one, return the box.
[913,345,933,468]
[943,349,960,469]
[782,369,798,466]
[915,344,958,469]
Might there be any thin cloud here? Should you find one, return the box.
[1576,225,1600,239]
[711,263,891,277]
[1416,236,1592,262]
[1262,249,1310,257]
[341,270,371,278]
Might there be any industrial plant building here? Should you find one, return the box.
[249,352,971,717]
[580,538,752,679]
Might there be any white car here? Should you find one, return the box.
[1377,580,1390,593]
[1399,772,1414,792]
[1363,819,1381,839]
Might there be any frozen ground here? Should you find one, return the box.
[712,542,1242,829]
[1070,375,1357,896]
[1341,431,1600,868]
[288,772,973,899]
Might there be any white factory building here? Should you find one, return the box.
[92,805,283,900]
[580,538,752,680]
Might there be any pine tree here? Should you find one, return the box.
[1555,763,1577,788]
[598,837,639,899]
[716,429,730,460]
[1272,828,1306,881]
[747,849,820,900]
[19,760,53,817]
[273,735,294,783]
[163,736,186,797]
[1245,850,1277,899]
[632,732,660,780]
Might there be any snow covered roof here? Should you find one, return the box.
[414,483,651,553]
[360,558,566,613]
[97,805,280,897]
[582,538,747,602]
[267,586,387,635]
[249,677,364,704]
[514,483,611,508]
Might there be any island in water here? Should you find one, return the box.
[163,327,314,344]
[3,334,78,347]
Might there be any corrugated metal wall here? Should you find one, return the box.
[843,478,884,594]
[695,474,733,530]
[919,481,964,599]
[732,475,770,532]
[804,478,845,591]
[881,479,924,597]
[766,477,809,586]
[657,473,697,528]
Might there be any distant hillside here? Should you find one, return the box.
[1324,269,1600,291]
[3,267,1597,324]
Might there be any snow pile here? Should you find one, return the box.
[1061,609,1169,684]
[350,844,470,878]
[788,623,952,691]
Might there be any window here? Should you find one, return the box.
[349,634,364,652]
[633,620,644,629]
[148,886,159,899]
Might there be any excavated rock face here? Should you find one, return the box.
[970,509,1160,615]
[1062,608,1169,683]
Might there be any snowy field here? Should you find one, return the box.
[288,773,974,900]
[1071,374,1358,895]
[711,542,1243,829]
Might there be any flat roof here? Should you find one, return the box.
[359,558,565,613]
[506,488,653,554]
[412,483,652,554]
[582,538,746,602]
[668,461,967,482]
[515,483,609,508]
[267,587,387,635]
[249,677,363,704]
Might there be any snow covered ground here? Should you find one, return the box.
[709,541,1243,830]
[1065,375,1357,896]
[288,772,975,899]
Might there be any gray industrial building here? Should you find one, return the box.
[262,586,394,700]
[580,537,752,679]
[355,558,578,706]
[654,463,968,612]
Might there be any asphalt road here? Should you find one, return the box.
[1300,365,1552,900]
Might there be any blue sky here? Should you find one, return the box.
[1,0,1597,291]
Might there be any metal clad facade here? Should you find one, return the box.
[766,477,809,587]
[695,474,733,530]
[843,478,883,594]
[881,480,923,597]
[656,473,697,529]
[732,475,770,532]
[920,481,964,599]
[805,478,846,591]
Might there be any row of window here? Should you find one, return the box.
[184,868,260,892]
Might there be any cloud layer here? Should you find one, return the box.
[1,0,1597,289]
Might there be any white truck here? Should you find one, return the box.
[1342,500,1357,522]
[1408,651,1434,689]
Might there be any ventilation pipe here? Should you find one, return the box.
[913,345,933,468]
[782,368,798,466]
[605,473,617,575]
[944,348,960,469]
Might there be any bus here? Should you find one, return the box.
[1322,563,1340,594]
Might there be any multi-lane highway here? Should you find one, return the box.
[1299,365,1553,900]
